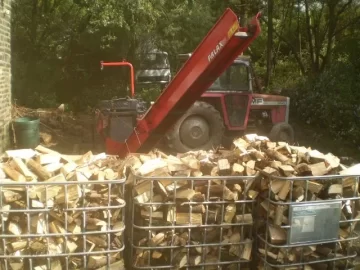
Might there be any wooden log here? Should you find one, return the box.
[8,240,28,252]
[328,184,343,195]
[35,145,75,164]
[134,180,153,195]
[176,213,202,225]
[2,164,26,182]
[294,180,323,194]
[6,149,37,159]
[309,162,328,176]
[241,239,252,260]
[279,165,295,177]
[87,255,116,269]
[189,255,201,266]
[43,162,64,174]
[268,225,287,244]
[228,232,241,256]
[141,210,163,220]
[270,180,286,194]
[137,159,168,176]
[246,160,257,176]
[2,190,22,203]
[291,185,305,202]
[11,158,37,181]
[294,163,312,175]
[277,180,291,201]
[60,162,78,176]
[173,252,188,268]
[232,163,244,175]
[248,190,259,199]
[149,232,165,247]
[180,155,200,170]
[26,159,52,180]
[263,166,280,176]
[36,154,61,165]
[265,149,289,163]
[218,159,231,175]
[224,204,236,223]
[274,205,285,226]
[235,213,253,224]
[55,184,82,204]
[177,204,205,214]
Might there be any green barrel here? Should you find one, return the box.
[13,117,40,149]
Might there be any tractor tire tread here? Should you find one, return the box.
[269,122,295,143]
[165,101,224,153]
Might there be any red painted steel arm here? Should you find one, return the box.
[100,61,135,98]
[110,8,261,157]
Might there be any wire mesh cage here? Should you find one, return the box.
[0,178,126,270]
[129,174,257,270]
[256,173,360,270]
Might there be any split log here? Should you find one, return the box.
[26,159,52,180]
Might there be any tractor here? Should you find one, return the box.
[162,54,294,152]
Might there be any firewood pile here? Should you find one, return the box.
[0,145,126,270]
[123,145,258,269]
[119,134,360,269]
[253,141,360,268]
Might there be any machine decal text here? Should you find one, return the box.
[251,98,264,105]
[208,41,224,62]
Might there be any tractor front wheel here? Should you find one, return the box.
[269,122,294,143]
[165,101,224,153]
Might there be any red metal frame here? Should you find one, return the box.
[106,8,261,157]
[100,61,135,98]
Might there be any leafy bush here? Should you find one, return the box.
[290,60,360,144]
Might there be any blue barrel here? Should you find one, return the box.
[13,117,40,149]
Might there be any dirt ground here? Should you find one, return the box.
[11,107,105,155]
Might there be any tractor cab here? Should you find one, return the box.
[208,56,252,92]
[177,54,253,93]
[135,50,171,86]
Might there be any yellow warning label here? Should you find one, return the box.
[227,21,239,39]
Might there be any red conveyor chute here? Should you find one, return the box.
[106,8,261,157]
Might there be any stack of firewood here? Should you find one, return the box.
[122,144,259,269]
[119,134,360,269]
[0,145,125,270]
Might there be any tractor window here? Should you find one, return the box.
[208,72,227,90]
[140,53,170,70]
[228,64,249,91]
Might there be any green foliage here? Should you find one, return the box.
[136,85,163,103]
[290,58,360,144]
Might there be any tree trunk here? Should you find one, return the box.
[265,0,274,87]
[239,0,247,27]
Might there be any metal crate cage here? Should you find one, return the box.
[129,174,257,270]
[256,174,360,270]
[0,178,126,270]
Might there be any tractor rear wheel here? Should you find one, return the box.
[165,101,224,153]
[269,122,294,143]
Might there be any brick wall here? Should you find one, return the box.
[0,0,11,153]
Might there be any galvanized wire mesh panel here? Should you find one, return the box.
[130,174,257,270]
[256,174,360,269]
[0,178,126,270]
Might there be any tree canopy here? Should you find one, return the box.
[11,0,360,144]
